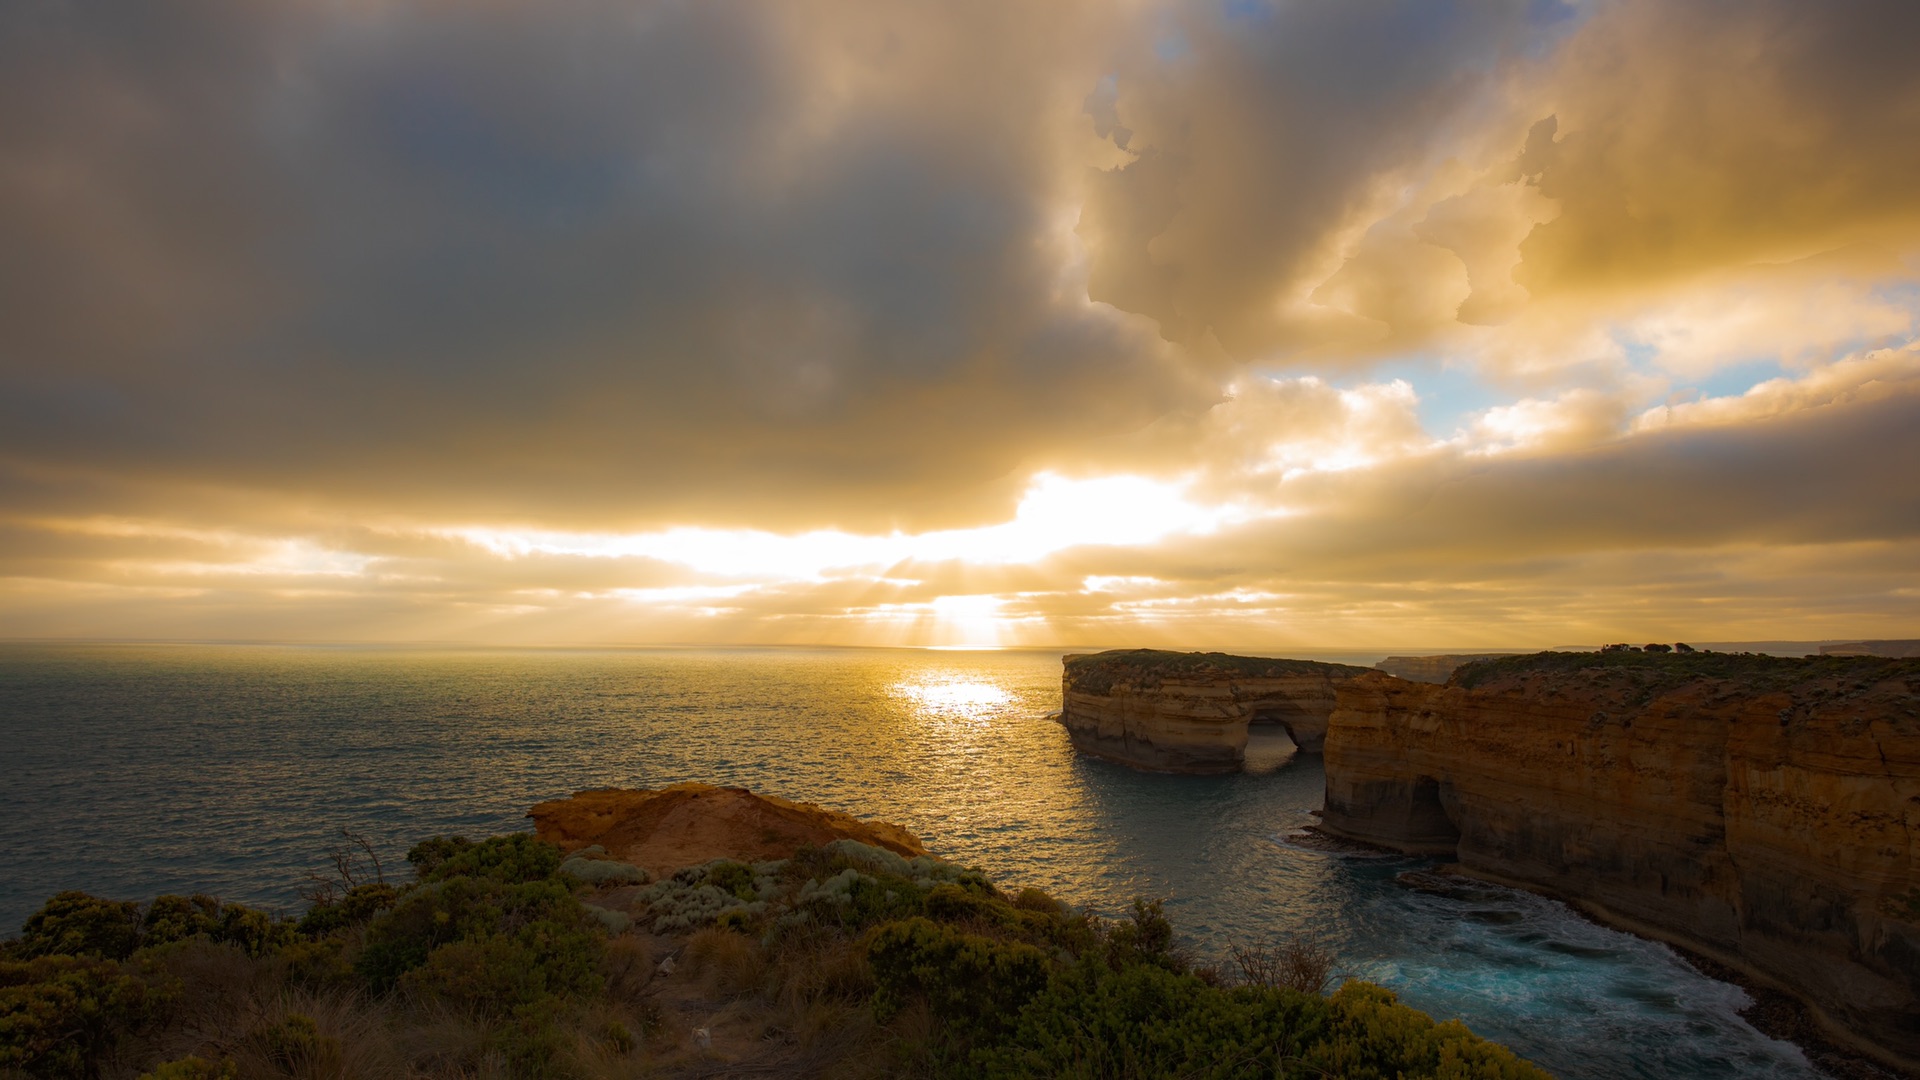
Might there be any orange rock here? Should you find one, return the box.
[528,783,927,877]
[1059,649,1369,771]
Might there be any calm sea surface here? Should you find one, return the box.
[0,643,1818,1079]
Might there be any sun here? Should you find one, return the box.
[929,594,1006,649]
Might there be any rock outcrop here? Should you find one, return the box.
[1319,652,1920,1071]
[529,783,927,876]
[1373,653,1518,684]
[1059,649,1371,773]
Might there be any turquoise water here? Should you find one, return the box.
[0,643,1818,1078]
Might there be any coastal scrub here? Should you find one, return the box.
[1,831,1552,1078]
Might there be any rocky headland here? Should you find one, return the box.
[1058,648,1372,772]
[529,781,927,877]
[1317,651,1920,1073]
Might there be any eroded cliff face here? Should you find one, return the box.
[1060,649,1369,773]
[1320,655,1920,1070]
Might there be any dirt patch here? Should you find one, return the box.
[529,783,927,877]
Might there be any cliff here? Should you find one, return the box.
[1059,649,1371,773]
[529,782,927,876]
[1374,653,1519,684]
[1319,652,1920,1071]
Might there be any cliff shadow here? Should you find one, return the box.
[1242,722,1301,774]
[1249,703,1326,755]
[1329,773,1461,857]
[1403,776,1463,855]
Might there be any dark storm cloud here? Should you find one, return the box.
[0,0,1199,531]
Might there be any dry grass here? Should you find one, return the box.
[601,935,656,1005]
[683,929,765,1000]
[765,932,872,1012]
[228,990,409,1079]
[387,998,493,1079]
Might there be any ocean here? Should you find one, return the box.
[0,642,1818,1079]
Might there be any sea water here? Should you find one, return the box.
[0,643,1818,1079]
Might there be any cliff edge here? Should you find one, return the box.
[1319,652,1920,1071]
[1060,649,1371,773]
[529,782,927,876]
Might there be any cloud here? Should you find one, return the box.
[0,0,1205,533]
[2,0,1919,646]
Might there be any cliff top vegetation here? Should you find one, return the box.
[1066,648,1371,694]
[2,823,1552,1079]
[1451,648,1920,698]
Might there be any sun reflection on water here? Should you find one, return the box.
[891,677,1013,719]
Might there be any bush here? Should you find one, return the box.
[1300,982,1549,1079]
[358,877,603,1005]
[14,892,142,961]
[411,833,564,885]
[1102,897,1178,971]
[975,966,1550,1080]
[0,954,168,1078]
[977,961,1315,1078]
[866,918,1050,1036]
[295,882,399,939]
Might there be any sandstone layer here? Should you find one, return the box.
[1319,653,1920,1071]
[1059,649,1371,773]
[529,783,927,876]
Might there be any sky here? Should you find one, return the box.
[3,0,1918,651]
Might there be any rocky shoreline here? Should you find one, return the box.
[1056,647,1920,1075]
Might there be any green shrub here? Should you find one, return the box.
[1298,982,1549,1079]
[411,833,563,885]
[975,967,1550,1080]
[866,918,1050,1036]
[404,835,473,877]
[295,882,399,939]
[274,937,356,992]
[140,896,223,949]
[1102,897,1178,971]
[977,961,1320,1078]
[1011,887,1063,914]
[0,954,167,1078]
[359,877,603,1008]
[14,892,142,961]
[925,883,1002,925]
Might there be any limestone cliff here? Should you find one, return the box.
[529,783,927,876]
[1319,652,1920,1071]
[1059,649,1371,773]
